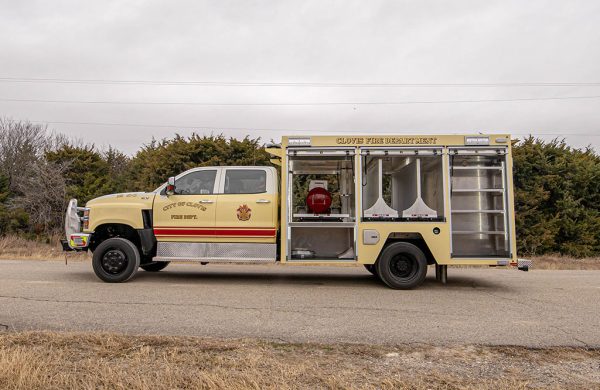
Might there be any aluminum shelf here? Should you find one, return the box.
[452,166,503,170]
[452,230,506,235]
[289,222,356,228]
[451,188,504,193]
[293,213,350,218]
[451,210,505,214]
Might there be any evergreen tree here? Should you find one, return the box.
[127,134,271,191]
[513,137,600,257]
[45,144,115,203]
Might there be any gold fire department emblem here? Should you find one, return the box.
[236,204,252,221]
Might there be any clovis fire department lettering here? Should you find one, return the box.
[335,136,438,145]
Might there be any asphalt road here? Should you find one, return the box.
[1,260,599,347]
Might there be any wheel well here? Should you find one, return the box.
[90,223,140,252]
[380,233,437,265]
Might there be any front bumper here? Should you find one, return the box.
[62,233,91,251]
[64,198,91,251]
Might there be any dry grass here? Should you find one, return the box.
[0,332,598,389]
[0,235,88,261]
[529,254,600,270]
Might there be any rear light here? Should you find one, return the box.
[288,137,311,146]
[465,136,490,146]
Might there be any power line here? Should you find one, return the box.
[3,95,600,106]
[33,120,296,132]
[28,119,600,137]
[1,77,600,88]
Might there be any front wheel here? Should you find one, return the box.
[92,238,140,283]
[140,261,170,272]
[375,242,428,290]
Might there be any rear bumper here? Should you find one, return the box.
[515,258,532,271]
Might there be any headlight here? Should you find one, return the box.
[82,208,90,230]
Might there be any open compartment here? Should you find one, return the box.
[286,149,357,260]
[449,149,510,257]
[288,150,356,222]
[361,148,445,221]
[289,224,355,260]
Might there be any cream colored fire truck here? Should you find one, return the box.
[63,134,529,289]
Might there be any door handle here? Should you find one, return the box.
[256,199,271,204]
[199,199,214,204]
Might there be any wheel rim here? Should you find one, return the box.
[101,249,128,274]
[389,253,418,279]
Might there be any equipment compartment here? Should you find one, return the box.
[289,224,355,260]
[288,151,355,222]
[361,148,445,221]
[286,149,357,260]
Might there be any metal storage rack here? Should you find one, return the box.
[360,147,445,221]
[449,148,510,257]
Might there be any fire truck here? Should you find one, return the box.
[63,134,529,289]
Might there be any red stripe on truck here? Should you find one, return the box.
[154,228,213,236]
[154,227,276,237]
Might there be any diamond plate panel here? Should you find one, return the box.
[156,242,276,262]
[517,258,532,269]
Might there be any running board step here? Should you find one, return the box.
[155,242,276,263]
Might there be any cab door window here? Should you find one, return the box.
[224,169,267,194]
[175,170,217,195]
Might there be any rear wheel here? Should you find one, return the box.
[375,242,428,290]
[92,238,140,283]
[140,261,170,272]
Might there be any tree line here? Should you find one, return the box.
[1,118,599,257]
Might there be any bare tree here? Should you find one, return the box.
[11,160,68,234]
[0,118,49,191]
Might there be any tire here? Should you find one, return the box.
[375,242,428,290]
[92,237,141,283]
[140,261,170,272]
[364,264,377,275]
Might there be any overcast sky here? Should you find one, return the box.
[1,0,599,154]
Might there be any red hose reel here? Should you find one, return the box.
[306,187,332,214]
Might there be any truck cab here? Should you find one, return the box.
[65,166,278,282]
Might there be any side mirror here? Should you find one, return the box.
[166,177,176,195]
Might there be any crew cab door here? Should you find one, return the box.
[215,167,278,243]
[153,168,219,241]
